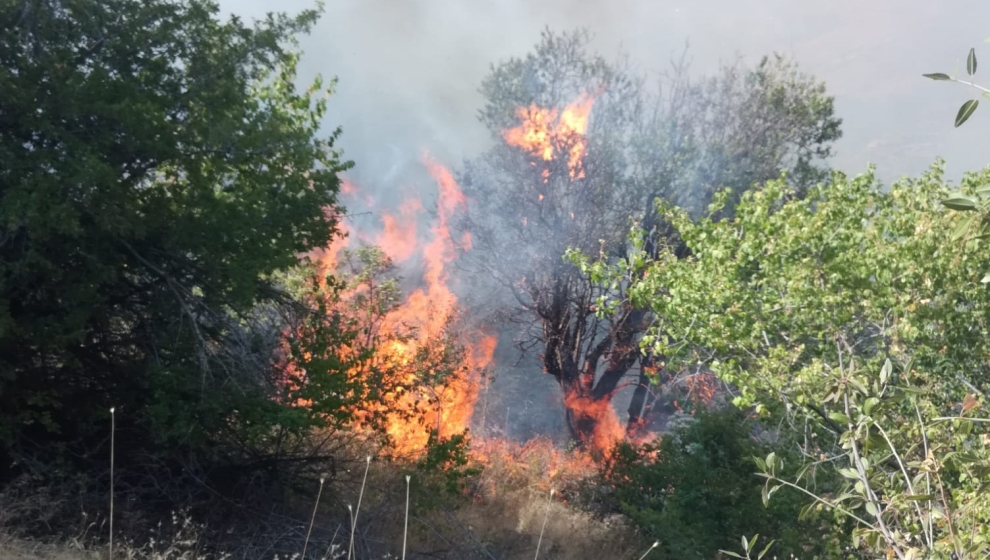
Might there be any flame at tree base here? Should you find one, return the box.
[563,389,628,455]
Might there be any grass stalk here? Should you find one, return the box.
[533,487,554,560]
[402,475,411,560]
[109,407,116,560]
[348,456,371,560]
[638,541,659,560]
[302,476,326,559]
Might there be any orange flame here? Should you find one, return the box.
[305,161,496,458]
[564,389,626,455]
[502,94,595,181]
[376,198,423,263]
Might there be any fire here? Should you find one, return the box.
[295,93,698,476]
[564,389,626,455]
[376,198,423,263]
[304,158,496,457]
[502,94,595,181]
[309,221,350,273]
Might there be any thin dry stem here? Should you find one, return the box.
[402,475,411,560]
[348,456,371,560]
[638,541,659,560]
[533,487,554,560]
[302,476,326,559]
[109,407,116,560]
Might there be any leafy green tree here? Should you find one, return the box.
[0,0,355,499]
[575,164,990,558]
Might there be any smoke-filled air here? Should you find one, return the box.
[4,1,990,560]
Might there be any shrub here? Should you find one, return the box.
[605,407,843,558]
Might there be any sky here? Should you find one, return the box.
[221,0,990,187]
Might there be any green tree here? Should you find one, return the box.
[0,0,355,499]
[575,164,990,558]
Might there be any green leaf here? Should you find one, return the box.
[923,73,952,80]
[968,48,978,75]
[864,397,880,415]
[848,377,869,396]
[943,195,979,211]
[982,272,990,284]
[953,212,980,240]
[955,99,979,127]
[839,467,861,480]
[880,358,891,386]
[758,539,775,560]
[719,551,745,559]
[865,501,879,516]
[829,411,851,425]
[903,494,934,501]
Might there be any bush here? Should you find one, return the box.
[604,407,843,559]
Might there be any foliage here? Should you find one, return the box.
[923,39,990,283]
[575,163,990,558]
[923,43,988,128]
[0,0,356,504]
[458,27,842,441]
[413,430,481,506]
[604,408,840,559]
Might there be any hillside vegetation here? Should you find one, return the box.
[3,1,990,559]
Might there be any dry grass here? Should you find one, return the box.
[0,512,218,560]
[386,437,650,559]
[0,437,653,560]
[0,538,93,560]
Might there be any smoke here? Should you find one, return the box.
[218,0,990,441]
[224,0,990,184]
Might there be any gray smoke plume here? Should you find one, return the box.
[223,0,990,183]
[219,0,990,441]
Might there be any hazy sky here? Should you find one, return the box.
[220,0,990,187]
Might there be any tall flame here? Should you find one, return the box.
[308,158,496,457]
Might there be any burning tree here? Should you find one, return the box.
[456,29,842,450]
[292,156,497,459]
